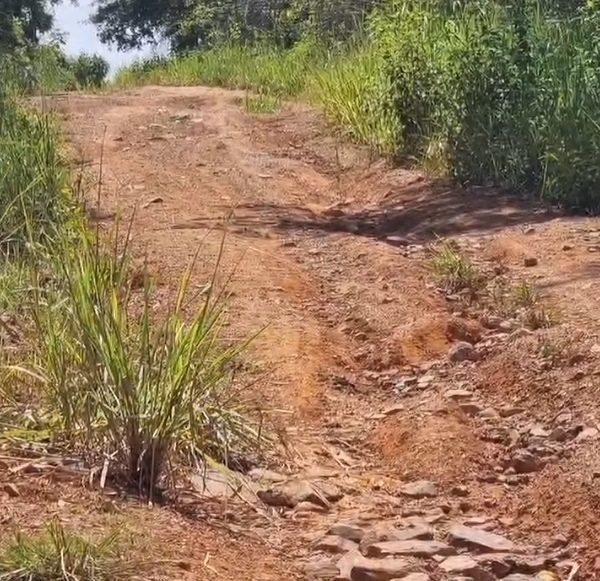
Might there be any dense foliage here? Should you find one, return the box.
[92,0,378,50]
[117,0,600,210]
[0,0,59,49]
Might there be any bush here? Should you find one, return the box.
[70,53,110,88]
[370,0,600,209]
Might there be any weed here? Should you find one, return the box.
[428,239,483,294]
[487,278,558,329]
[512,280,540,308]
[309,45,398,153]
[244,92,280,114]
[0,519,127,581]
[522,304,559,330]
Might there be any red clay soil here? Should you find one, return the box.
[4,86,600,578]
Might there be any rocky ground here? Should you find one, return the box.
[3,86,600,580]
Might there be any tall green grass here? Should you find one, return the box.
[309,45,398,153]
[0,92,71,253]
[116,42,320,97]
[0,519,128,581]
[30,229,263,496]
[1,73,263,498]
[370,0,600,208]
[116,0,600,211]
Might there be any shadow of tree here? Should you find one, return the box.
[180,179,559,245]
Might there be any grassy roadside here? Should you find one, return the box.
[0,73,264,577]
[115,0,600,211]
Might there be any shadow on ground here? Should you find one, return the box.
[179,179,561,244]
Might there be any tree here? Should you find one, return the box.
[91,0,379,51]
[0,0,60,50]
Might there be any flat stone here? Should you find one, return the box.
[459,402,484,416]
[448,342,478,363]
[329,523,366,543]
[295,501,329,514]
[546,428,569,445]
[258,479,332,508]
[387,236,410,247]
[247,468,287,482]
[316,481,344,502]
[439,555,494,581]
[444,389,474,400]
[529,425,550,438]
[476,553,552,577]
[448,524,517,553]
[2,483,20,498]
[366,540,455,558]
[338,550,362,580]
[315,535,358,554]
[450,485,470,497]
[502,576,536,581]
[476,553,513,577]
[500,406,525,418]
[350,557,414,581]
[480,407,500,419]
[524,257,538,267]
[305,557,340,579]
[360,525,433,555]
[400,480,437,498]
[576,427,599,442]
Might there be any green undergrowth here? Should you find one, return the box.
[117,0,600,211]
[1,71,265,500]
[0,519,130,581]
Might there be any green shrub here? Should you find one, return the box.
[310,44,398,153]
[371,0,600,208]
[70,54,110,88]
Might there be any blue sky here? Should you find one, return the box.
[52,0,161,71]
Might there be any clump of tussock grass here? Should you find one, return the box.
[0,92,71,254]
[310,45,398,153]
[428,239,484,294]
[115,42,319,98]
[244,92,280,114]
[27,227,265,498]
[488,278,558,329]
[0,519,129,581]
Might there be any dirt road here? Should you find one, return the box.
[47,86,600,579]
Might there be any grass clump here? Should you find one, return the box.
[488,279,558,329]
[428,239,483,294]
[0,519,127,581]
[116,42,320,98]
[0,92,71,253]
[0,72,263,499]
[310,45,398,153]
[244,92,281,114]
[29,230,264,497]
